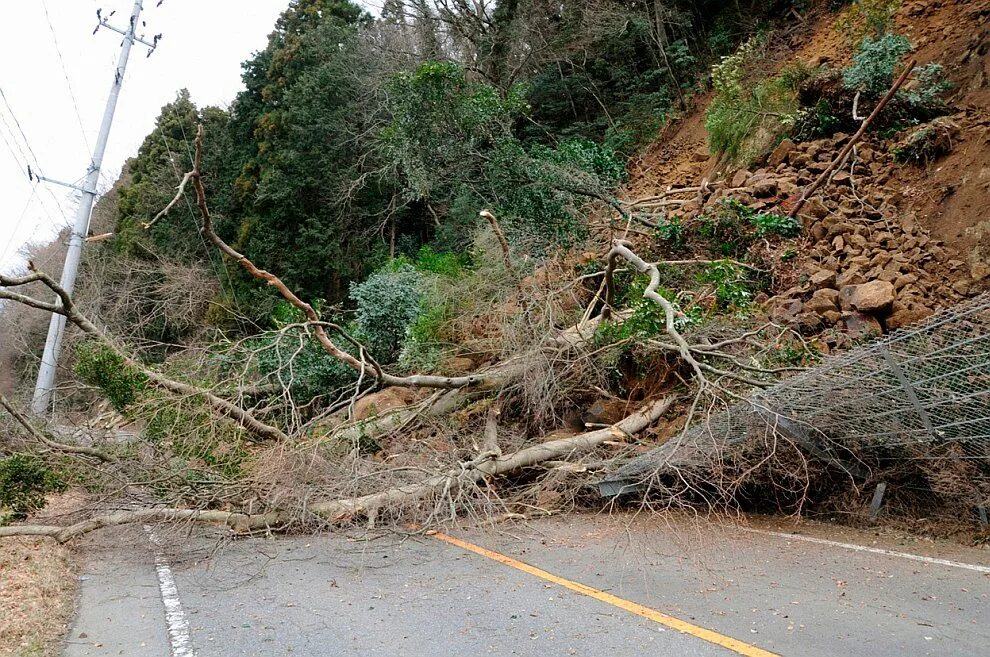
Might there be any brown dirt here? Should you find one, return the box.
[622,0,990,294]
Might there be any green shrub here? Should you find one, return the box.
[144,401,249,479]
[697,261,754,310]
[843,34,950,120]
[0,454,65,523]
[893,118,957,164]
[655,216,686,249]
[836,0,901,42]
[350,265,426,363]
[75,342,148,412]
[705,38,804,164]
[842,34,912,97]
[752,211,801,237]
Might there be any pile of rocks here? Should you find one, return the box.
[710,130,982,337]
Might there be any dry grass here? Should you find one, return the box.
[0,493,82,657]
[0,540,75,657]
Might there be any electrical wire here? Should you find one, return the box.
[40,0,94,156]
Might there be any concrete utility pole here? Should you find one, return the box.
[31,1,161,414]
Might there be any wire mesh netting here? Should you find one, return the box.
[600,293,990,499]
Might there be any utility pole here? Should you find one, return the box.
[31,1,161,414]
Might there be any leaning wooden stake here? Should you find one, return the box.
[788,59,916,219]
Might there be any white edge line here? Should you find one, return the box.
[145,526,197,657]
[737,526,990,574]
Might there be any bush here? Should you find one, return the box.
[842,34,950,121]
[705,38,805,164]
[842,34,912,97]
[697,261,754,310]
[75,342,148,412]
[350,265,426,363]
[752,211,801,237]
[893,118,958,164]
[836,0,901,43]
[0,454,65,522]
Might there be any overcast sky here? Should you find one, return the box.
[0,0,293,274]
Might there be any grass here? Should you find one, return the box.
[0,493,81,657]
[0,540,76,656]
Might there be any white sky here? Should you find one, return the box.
[0,0,293,274]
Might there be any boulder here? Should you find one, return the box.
[842,311,883,340]
[730,169,751,188]
[443,356,477,375]
[805,288,840,314]
[886,301,934,331]
[353,387,417,421]
[750,179,778,198]
[768,138,796,167]
[809,269,837,289]
[838,280,896,314]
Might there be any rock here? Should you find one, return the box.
[836,268,865,288]
[809,269,837,289]
[806,288,840,314]
[952,279,972,296]
[768,139,796,167]
[839,280,896,314]
[842,311,883,340]
[771,299,804,324]
[791,153,812,168]
[972,261,990,281]
[893,273,918,290]
[692,147,710,162]
[832,171,852,186]
[804,197,829,219]
[730,169,751,188]
[443,356,476,375]
[353,387,417,421]
[886,301,934,330]
[750,179,778,198]
[822,310,843,325]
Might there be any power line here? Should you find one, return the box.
[0,86,74,226]
[39,0,93,155]
[0,85,43,169]
[0,186,42,267]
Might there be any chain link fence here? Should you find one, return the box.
[600,293,990,510]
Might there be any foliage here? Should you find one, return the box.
[350,265,427,363]
[893,118,957,164]
[385,62,624,249]
[144,401,249,480]
[751,211,801,237]
[842,34,950,122]
[0,455,65,523]
[705,39,806,164]
[697,261,754,310]
[75,342,148,412]
[842,34,912,97]
[655,216,686,249]
[835,0,901,42]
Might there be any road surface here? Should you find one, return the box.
[61,514,990,656]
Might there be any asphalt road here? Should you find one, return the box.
[62,515,990,657]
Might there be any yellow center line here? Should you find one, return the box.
[430,531,781,657]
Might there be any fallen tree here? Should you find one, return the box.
[0,397,671,542]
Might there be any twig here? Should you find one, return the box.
[0,393,114,462]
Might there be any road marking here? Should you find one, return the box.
[146,527,197,657]
[737,527,990,575]
[431,531,780,657]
